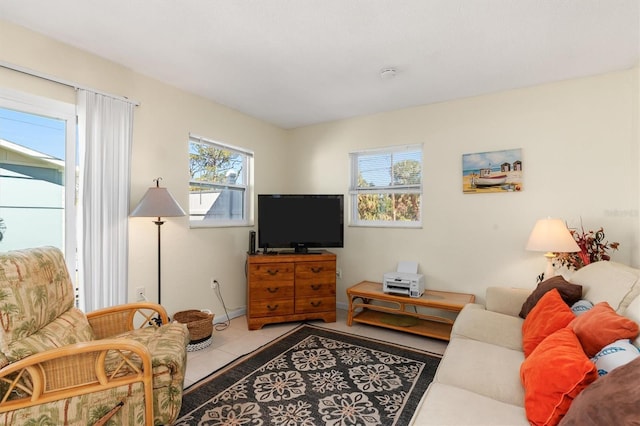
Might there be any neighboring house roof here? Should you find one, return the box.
[0,138,65,185]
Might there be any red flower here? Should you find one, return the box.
[554,224,619,271]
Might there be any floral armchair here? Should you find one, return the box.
[0,246,189,425]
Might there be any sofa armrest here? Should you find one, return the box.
[0,339,154,423]
[87,302,169,339]
[485,287,532,318]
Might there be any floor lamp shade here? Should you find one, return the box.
[526,218,580,278]
[130,187,186,218]
[130,178,185,305]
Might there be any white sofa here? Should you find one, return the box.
[411,261,640,425]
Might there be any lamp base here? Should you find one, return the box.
[543,252,556,280]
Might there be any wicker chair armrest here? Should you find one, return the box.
[0,339,154,424]
[87,302,169,339]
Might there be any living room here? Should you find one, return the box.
[1,4,638,326]
[5,7,640,326]
[1,2,640,424]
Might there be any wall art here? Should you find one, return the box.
[462,148,522,194]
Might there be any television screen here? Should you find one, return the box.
[258,194,344,253]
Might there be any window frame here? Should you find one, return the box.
[188,133,254,228]
[349,144,423,228]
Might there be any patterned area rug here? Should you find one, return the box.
[176,324,441,425]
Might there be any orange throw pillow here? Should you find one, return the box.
[522,288,576,357]
[570,302,639,358]
[520,327,598,426]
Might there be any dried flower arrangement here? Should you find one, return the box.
[554,223,619,271]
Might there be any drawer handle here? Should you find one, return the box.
[267,269,279,275]
[311,284,321,291]
[311,267,323,273]
[311,301,322,307]
[267,304,279,311]
[267,287,279,293]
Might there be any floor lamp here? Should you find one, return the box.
[131,177,185,306]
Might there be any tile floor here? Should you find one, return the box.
[184,309,449,388]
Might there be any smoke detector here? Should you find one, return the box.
[380,67,397,80]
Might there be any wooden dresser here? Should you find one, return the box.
[246,251,337,330]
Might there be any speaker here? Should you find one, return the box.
[249,230,256,254]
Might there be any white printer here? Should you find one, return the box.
[383,261,425,298]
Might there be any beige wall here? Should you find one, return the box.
[0,20,288,316]
[289,69,640,304]
[1,19,639,317]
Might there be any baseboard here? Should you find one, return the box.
[213,307,246,324]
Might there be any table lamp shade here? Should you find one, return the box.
[526,218,580,279]
[526,218,580,253]
[131,187,185,218]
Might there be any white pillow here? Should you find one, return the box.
[571,299,594,316]
[570,261,640,313]
[591,339,640,376]
[623,293,640,347]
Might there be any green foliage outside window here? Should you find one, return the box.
[189,143,243,187]
[355,157,421,223]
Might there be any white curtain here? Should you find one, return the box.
[77,90,134,311]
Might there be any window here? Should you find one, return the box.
[188,134,253,227]
[349,144,422,227]
[0,89,77,274]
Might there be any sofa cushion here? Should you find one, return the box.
[435,338,525,407]
[570,301,639,358]
[521,288,575,357]
[451,304,523,351]
[0,382,148,426]
[0,247,76,354]
[520,327,598,426]
[107,322,189,388]
[486,286,533,317]
[2,307,95,362]
[106,321,189,424]
[411,383,528,426]
[559,356,640,426]
[622,292,640,347]
[519,276,582,319]
[570,260,640,313]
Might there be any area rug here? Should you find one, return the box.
[176,324,441,425]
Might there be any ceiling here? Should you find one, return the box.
[1,0,638,129]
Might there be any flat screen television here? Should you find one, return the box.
[258,194,344,253]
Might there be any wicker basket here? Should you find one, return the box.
[174,310,214,351]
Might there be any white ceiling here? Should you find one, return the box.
[1,0,639,129]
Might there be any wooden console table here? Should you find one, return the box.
[346,281,475,341]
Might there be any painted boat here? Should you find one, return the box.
[474,174,507,187]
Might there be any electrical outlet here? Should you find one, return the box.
[136,287,145,301]
[336,269,342,279]
[210,278,218,289]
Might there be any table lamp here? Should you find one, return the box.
[131,177,185,305]
[526,218,580,279]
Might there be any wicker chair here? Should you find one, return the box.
[0,246,189,425]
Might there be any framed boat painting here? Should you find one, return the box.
[462,148,523,194]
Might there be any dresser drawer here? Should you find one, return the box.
[295,281,336,298]
[249,263,294,281]
[251,299,294,317]
[250,281,294,300]
[295,296,336,314]
[295,261,336,284]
